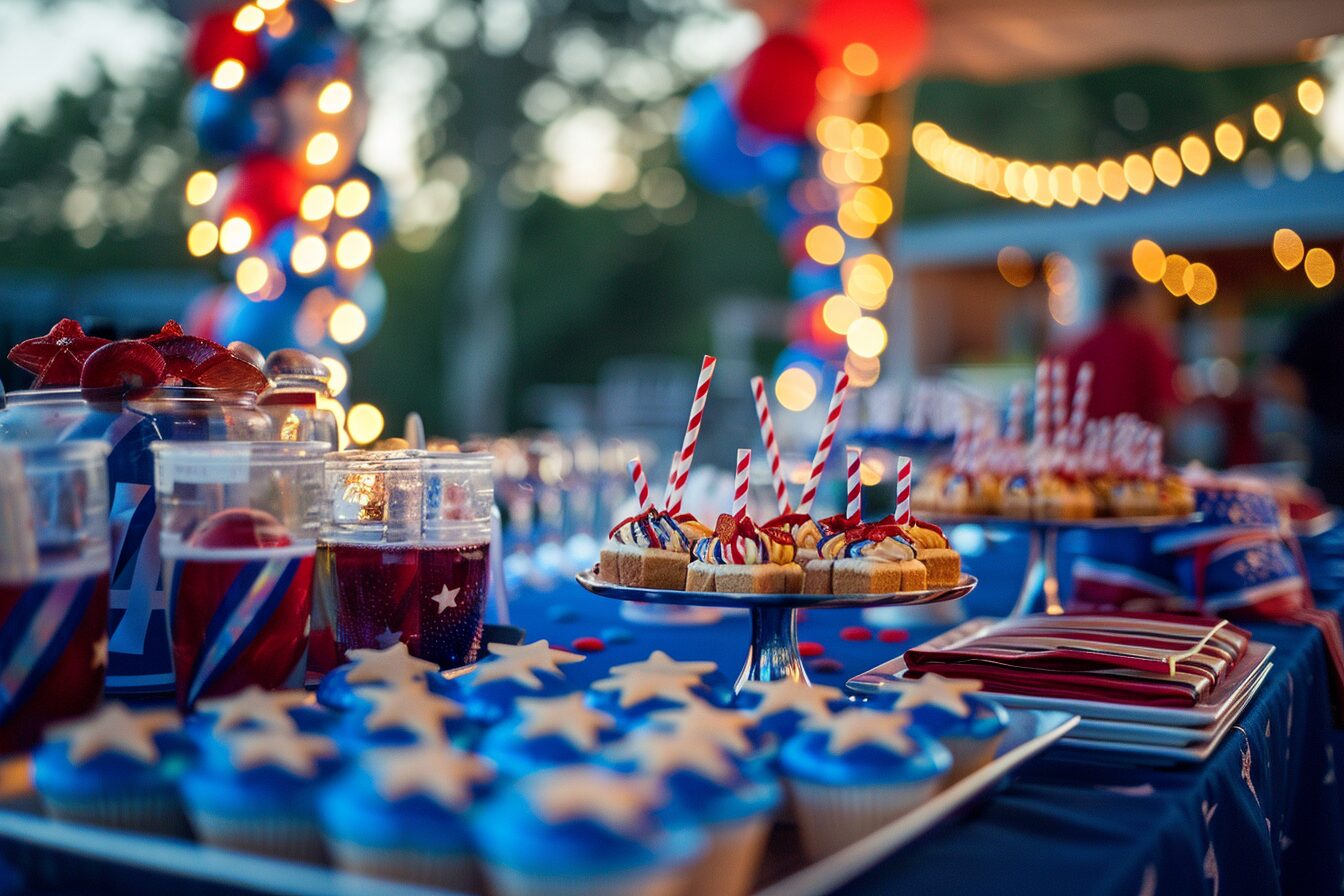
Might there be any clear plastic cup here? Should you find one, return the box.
[153,441,326,710]
[0,440,110,753]
[314,450,493,672]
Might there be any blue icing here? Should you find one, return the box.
[317,766,478,852]
[584,689,701,731]
[316,664,458,712]
[602,746,780,827]
[479,717,621,779]
[331,701,474,754]
[33,731,195,802]
[907,696,1008,741]
[185,704,335,742]
[179,749,343,818]
[779,726,950,787]
[732,691,851,745]
[458,667,574,727]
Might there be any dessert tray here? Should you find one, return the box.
[0,708,1078,896]
[576,568,977,688]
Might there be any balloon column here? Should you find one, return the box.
[180,0,391,404]
[678,0,926,412]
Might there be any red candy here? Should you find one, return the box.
[154,334,225,380]
[141,320,185,346]
[571,637,605,653]
[80,340,167,399]
[840,626,872,642]
[8,319,109,388]
[799,641,824,657]
[188,508,293,550]
[190,352,269,393]
[809,657,843,674]
[878,628,909,644]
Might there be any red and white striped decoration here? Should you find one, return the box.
[1147,428,1163,479]
[627,457,653,513]
[1005,382,1026,444]
[733,449,751,522]
[798,371,849,514]
[1032,359,1050,455]
[661,447,681,510]
[750,376,792,515]
[1067,362,1094,451]
[1050,358,1068,449]
[668,354,716,515]
[845,445,862,522]
[895,454,912,525]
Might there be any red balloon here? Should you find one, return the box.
[221,154,302,240]
[804,0,927,92]
[187,9,263,76]
[736,34,823,138]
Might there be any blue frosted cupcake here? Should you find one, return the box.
[455,640,585,726]
[179,731,342,862]
[479,693,620,779]
[641,700,764,759]
[317,643,458,711]
[474,764,703,896]
[186,687,335,765]
[734,679,850,753]
[609,728,779,896]
[884,675,1008,782]
[780,709,951,859]
[586,670,712,730]
[334,685,473,753]
[319,742,495,888]
[607,652,733,705]
[33,703,193,836]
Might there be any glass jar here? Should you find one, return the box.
[0,387,272,694]
[258,350,342,450]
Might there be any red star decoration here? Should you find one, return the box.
[7,319,109,387]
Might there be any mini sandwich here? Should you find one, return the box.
[899,519,961,588]
[686,514,803,594]
[807,516,927,595]
[599,510,699,590]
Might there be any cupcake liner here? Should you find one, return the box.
[940,732,1004,785]
[327,840,479,890]
[42,790,189,838]
[685,814,772,896]
[787,776,942,860]
[186,808,326,864]
[484,861,690,896]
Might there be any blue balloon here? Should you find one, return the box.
[762,184,803,235]
[754,138,806,185]
[188,82,264,156]
[341,165,391,241]
[258,0,348,85]
[264,220,340,293]
[789,261,844,299]
[678,82,766,196]
[219,288,302,355]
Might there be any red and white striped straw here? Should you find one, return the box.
[1068,362,1094,451]
[798,371,849,515]
[627,457,653,513]
[1032,359,1050,451]
[661,447,680,510]
[1005,382,1026,443]
[1050,358,1068,449]
[895,454,913,525]
[845,445,862,521]
[733,449,751,522]
[1147,428,1162,479]
[750,376,792,515]
[668,355,716,515]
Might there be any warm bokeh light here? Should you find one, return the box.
[290,234,328,274]
[1305,248,1336,288]
[347,403,385,445]
[1026,164,1052,206]
[318,80,353,115]
[1182,262,1217,305]
[211,59,246,91]
[1131,239,1165,283]
[1162,254,1190,296]
[805,225,846,265]
[851,186,893,224]
[815,68,852,103]
[321,355,348,397]
[1042,253,1075,295]
[822,294,861,334]
[186,220,219,257]
[334,229,373,269]
[1073,164,1102,205]
[818,117,857,151]
[846,316,887,358]
[997,246,1034,287]
[1123,154,1155,194]
[1273,228,1305,270]
[859,458,884,486]
[837,203,876,239]
[300,185,335,221]
[306,132,340,166]
[1214,121,1245,161]
[820,150,852,185]
[775,366,818,412]
[1151,146,1183,187]
[851,123,890,158]
[1179,136,1211,176]
[845,259,888,310]
[328,301,368,344]
[1298,78,1325,115]
[1098,160,1128,201]
[842,43,879,78]
[1048,286,1078,326]
[844,351,880,388]
[1048,165,1077,206]
[235,256,270,294]
[1252,103,1283,141]
[184,170,218,206]
[334,180,372,218]
[256,0,286,10]
[218,216,253,254]
[234,4,265,31]
[844,153,882,184]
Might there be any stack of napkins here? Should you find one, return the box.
[904,613,1250,708]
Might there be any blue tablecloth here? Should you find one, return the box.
[508,534,1344,896]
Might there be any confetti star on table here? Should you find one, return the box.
[345,642,440,687]
[52,703,181,765]
[362,744,494,810]
[468,640,585,690]
[525,766,665,835]
[90,635,108,671]
[225,731,337,777]
[649,701,755,756]
[359,686,465,739]
[514,693,615,751]
[375,627,404,649]
[738,679,844,721]
[609,650,717,680]
[432,586,461,614]
[802,709,917,756]
[590,670,701,709]
[614,728,739,784]
[197,686,309,736]
[889,674,982,718]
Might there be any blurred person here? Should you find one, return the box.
[1274,289,1344,504]
[1066,273,1180,426]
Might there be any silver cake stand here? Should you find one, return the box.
[575,568,976,690]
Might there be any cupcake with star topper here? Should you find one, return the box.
[316,642,458,712]
[33,703,194,836]
[734,679,850,751]
[455,639,586,725]
[780,708,951,859]
[473,764,703,896]
[641,699,765,760]
[335,685,473,753]
[607,727,780,896]
[882,674,1008,782]
[319,742,495,888]
[179,730,342,862]
[186,687,335,757]
[479,693,621,778]
[585,650,732,729]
